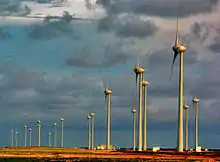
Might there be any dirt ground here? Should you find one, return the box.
[0,147,219,161]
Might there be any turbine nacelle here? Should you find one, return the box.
[48,132,52,136]
[104,88,112,95]
[192,97,199,103]
[133,66,144,74]
[37,120,41,124]
[29,128,32,131]
[131,108,136,113]
[87,115,91,119]
[90,112,95,117]
[53,122,57,126]
[142,80,149,86]
[24,125,27,128]
[183,104,190,109]
[60,117,64,121]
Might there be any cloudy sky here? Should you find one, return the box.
[0,0,220,149]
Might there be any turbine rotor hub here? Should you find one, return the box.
[192,97,199,103]
[131,108,136,113]
[142,80,149,86]
[90,112,95,116]
[177,45,187,53]
[183,104,189,109]
[104,88,112,95]
[134,66,144,74]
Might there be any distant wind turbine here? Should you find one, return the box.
[104,79,112,150]
[170,18,187,152]
[183,102,190,151]
[142,80,149,150]
[24,124,27,147]
[53,122,57,147]
[15,131,18,147]
[90,112,95,149]
[60,116,64,148]
[133,49,145,151]
[48,132,52,147]
[87,114,91,150]
[131,108,137,151]
[37,120,41,147]
[192,97,199,149]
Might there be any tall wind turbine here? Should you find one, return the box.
[48,132,52,147]
[53,122,57,147]
[104,80,112,150]
[87,114,91,150]
[133,50,144,151]
[60,116,64,148]
[142,80,149,150]
[90,112,95,149]
[170,18,187,152]
[192,97,199,149]
[29,128,32,147]
[131,108,136,151]
[15,131,18,147]
[37,120,41,147]
[24,125,27,147]
[11,128,14,147]
[183,103,190,151]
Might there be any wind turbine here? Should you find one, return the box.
[183,103,190,151]
[29,128,32,147]
[133,49,145,151]
[37,120,41,147]
[53,122,57,147]
[48,132,52,147]
[87,114,91,150]
[131,108,137,151]
[192,96,199,150]
[104,79,112,150]
[15,131,18,147]
[24,125,27,147]
[90,112,95,149]
[142,80,149,150]
[11,128,14,147]
[60,116,64,148]
[170,18,187,152]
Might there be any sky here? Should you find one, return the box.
[0,0,220,149]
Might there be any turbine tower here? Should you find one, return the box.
[37,120,41,147]
[87,114,91,150]
[53,122,57,147]
[104,81,112,150]
[170,18,187,152]
[60,116,64,148]
[29,128,32,147]
[192,97,199,149]
[142,80,149,150]
[48,132,52,147]
[24,124,27,147]
[131,108,136,151]
[183,103,190,151]
[90,112,95,149]
[11,128,14,147]
[133,50,144,151]
[15,131,18,147]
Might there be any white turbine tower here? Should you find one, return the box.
[133,50,144,151]
[53,122,57,147]
[11,128,14,147]
[37,120,41,147]
[142,80,149,150]
[29,128,32,147]
[90,112,95,149]
[192,97,199,150]
[15,131,18,147]
[131,108,136,151]
[24,125,27,147]
[48,132,52,147]
[60,116,64,148]
[104,80,112,150]
[87,114,91,150]
[183,103,190,151]
[170,18,187,152]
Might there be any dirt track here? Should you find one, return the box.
[0,147,219,161]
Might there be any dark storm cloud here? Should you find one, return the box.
[190,22,212,42]
[96,0,219,18]
[208,36,220,53]
[0,0,31,16]
[97,14,159,38]
[28,13,75,40]
[66,43,131,68]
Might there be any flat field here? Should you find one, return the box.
[0,147,219,161]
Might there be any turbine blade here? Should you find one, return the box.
[137,48,141,67]
[135,73,138,85]
[175,17,179,46]
[170,51,179,80]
